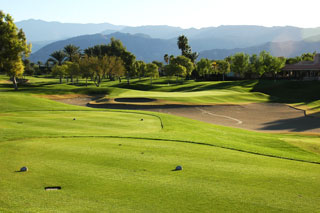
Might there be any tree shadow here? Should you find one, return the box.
[112,80,257,92]
[111,83,159,91]
[260,116,320,132]
[174,80,256,92]
[252,80,320,104]
[2,82,111,96]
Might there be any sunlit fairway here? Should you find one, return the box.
[0,75,320,212]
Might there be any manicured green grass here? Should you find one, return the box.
[0,75,320,212]
[1,92,319,163]
[1,137,320,212]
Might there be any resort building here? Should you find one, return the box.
[282,54,320,80]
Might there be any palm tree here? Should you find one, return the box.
[37,61,42,68]
[188,52,199,63]
[49,50,66,65]
[164,54,169,64]
[63,44,80,62]
[177,35,190,56]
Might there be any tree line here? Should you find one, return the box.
[163,36,317,81]
[39,38,160,87]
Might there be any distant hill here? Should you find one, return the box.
[189,25,305,50]
[30,40,56,53]
[29,33,179,63]
[199,36,320,60]
[16,19,125,48]
[16,19,320,54]
[103,25,196,40]
[23,19,320,62]
[116,25,320,51]
[30,32,320,63]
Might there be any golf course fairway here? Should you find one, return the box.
[0,77,320,212]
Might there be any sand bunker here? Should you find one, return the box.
[89,102,320,134]
[50,96,320,134]
[42,94,94,106]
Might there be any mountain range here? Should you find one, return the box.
[200,38,320,60]
[17,19,320,63]
[29,33,179,63]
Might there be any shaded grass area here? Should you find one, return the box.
[252,80,320,114]
[0,75,111,96]
[252,80,320,103]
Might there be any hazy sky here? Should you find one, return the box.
[1,0,320,28]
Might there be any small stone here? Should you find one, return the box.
[175,165,183,171]
[20,167,28,172]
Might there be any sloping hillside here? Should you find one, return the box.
[29,33,179,63]
[199,37,320,59]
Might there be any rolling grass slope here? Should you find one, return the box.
[0,75,320,212]
[106,78,320,114]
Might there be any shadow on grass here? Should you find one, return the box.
[252,80,320,104]
[170,80,256,92]
[112,80,258,93]
[112,83,159,91]
[1,82,111,96]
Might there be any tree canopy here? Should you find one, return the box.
[63,44,80,62]
[0,11,31,90]
[177,35,198,63]
[49,50,67,65]
[146,63,159,85]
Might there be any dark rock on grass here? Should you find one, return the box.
[20,167,28,172]
[173,165,183,171]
